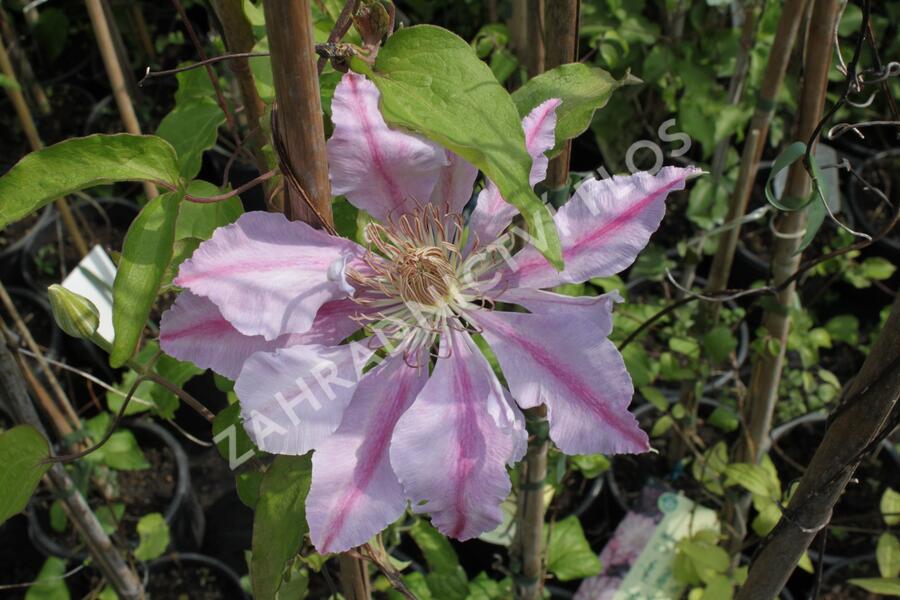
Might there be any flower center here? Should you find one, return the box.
[392,246,456,306]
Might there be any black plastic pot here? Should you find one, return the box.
[624,276,750,395]
[28,419,205,560]
[145,553,248,599]
[846,149,900,261]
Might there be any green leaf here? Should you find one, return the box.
[703,326,737,364]
[751,501,781,537]
[410,520,462,574]
[701,574,734,600]
[0,426,52,526]
[175,181,243,240]
[680,538,729,582]
[83,413,150,470]
[848,577,900,595]
[708,406,739,433]
[409,520,468,599]
[546,515,602,581]
[879,533,900,578]
[134,513,170,561]
[213,402,258,465]
[861,257,897,281]
[252,454,313,600]
[570,454,611,479]
[825,315,859,345]
[725,463,778,498]
[764,142,809,211]
[157,98,226,180]
[95,503,125,535]
[110,192,182,367]
[0,134,181,228]
[356,25,562,269]
[511,63,635,156]
[25,557,70,600]
[882,488,900,526]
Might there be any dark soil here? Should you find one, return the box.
[116,445,177,539]
[145,561,241,600]
[820,557,882,600]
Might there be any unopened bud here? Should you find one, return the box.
[353,0,392,57]
[48,284,100,340]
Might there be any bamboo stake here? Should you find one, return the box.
[0,31,90,258]
[84,0,158,200]
[736,294,900,599]
[543,0,578,192]
[208,0,270,176]
[263,0,332,226]
[129,3,157,63]
[262,1,366,596]
[0,341,144,600]
[737,0,840,465]
[524,0,545,79]
[0,273,82,432]
[0,9,50,114]
[701,0,812,318]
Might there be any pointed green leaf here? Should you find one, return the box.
[25,557,70,600]
[157,98,226,180]
[0,134,180,228]
[0,426,51,526]
[879,533,900,579]
[512,63,636,156]
[848,577,900,595]
[110,192,182,367]
[252,454,313,600]
[546,515,602,581]
[882,488,900,526]
[356,25,562,269]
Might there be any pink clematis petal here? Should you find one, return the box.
[495,288,622,336]
[160,291,286,380]
[390,328,526,540]
[327,72,449,221]
[492,166,700,289]
[467,99,561,248]
[429,151,478,215]
[471,309,649,456]
[234,341,375,456]
[174,211,365,341]
[307,352,428,554]
[160,294,365,379]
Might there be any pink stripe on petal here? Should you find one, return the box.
[466,99,561,250]
[161,291,288,379]
[472,309,649,456]
[429,151,478,215]
[390,328,526,540]
[493,166,699,289]
[307,352,428,554]
[327,73,448,221]
[174,211,365,341]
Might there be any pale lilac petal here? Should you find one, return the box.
[495,288,621,336]
[492,166,700,289]
[522,98,562,187]
[235,341,375,455]
[284,298,368,347]
[174,211,365,341]
[466,99,561,250]
[471,309,649,456]
[307,353,428,554]
[327,72,448,221]
[159,291,286,379]
[429,151,478,215]
[390,328,526,540]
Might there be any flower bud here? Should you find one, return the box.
[48,284,100,340]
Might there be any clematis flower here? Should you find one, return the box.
[160,72,698,554]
